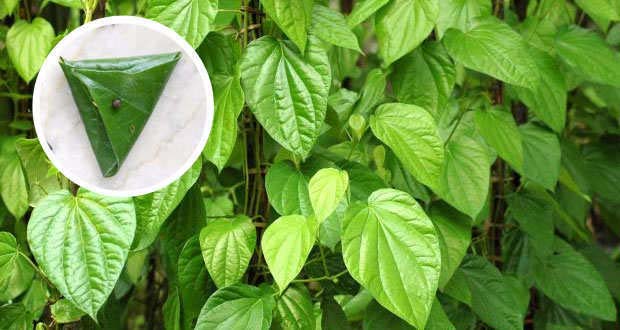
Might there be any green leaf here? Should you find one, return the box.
[199,215,256,288]
[259,0,311,52]
[582,143,620,202]
[0,0,18,19]
[308,168,349,224]
[578,245,620,301]
[265,161,312,216]
[0,141,28,219]
[326,88,359,127]
[443,16,538,88]
[391,42,456,118]
[6,18,54,83]
[519,123,560,190]
[273,285,315,330]
[341,189,441,329]
[352,68,387,118]
[574,0,619,26]
[0,304,32,330]
[436,0,492,38]
[27,189,135,319]
[262,215,317,291]
[51,299,85,324]
[438,133,490,218]
[59,52,181,177]
[363,300,413,330]
[240,36,329,158]
[49,0,82,8]
[533,238,617,321]
[427,299,456,330]
[200,32,243,171]
[507,186,554,256]
[321,296,350,330]
[145,0,218,48]
[163,288,182,330]
[375,0,439,65]
[311,5,361,52]
[474,108,523,171]
[346,0,389,27]
[319,198,348,250]
[15,138,65,206]
[0,232,34,301]
[370,103,444,190]
[178,235,213,329]
[195,284,276,330]
[21,279,48,319]
[554,25,620,87]
[458,255,524,330]
[132,159,201,250]
[513,47,567,132]
[429,203,471,289]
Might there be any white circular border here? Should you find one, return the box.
[33,16,213,197]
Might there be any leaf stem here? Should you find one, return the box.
[292,270,348,283]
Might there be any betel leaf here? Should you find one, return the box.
[582,143,620,202]
[15,138,66,206]
[370,103,444,190]
[308,168,349,224]
[6,18,54,83]
[262,215,317,292]
[474,108,523,171]
[311,5,361,52]
[341,189,441,329]
[0,304,32,330]
[132,158,201,250]
[438,132,490,218]
[163,288,181,330]
[391,41,455,119]
[195,284,276,330]
[443,16,538,88]
[199,215,256,288]
[321,296,351,330]
[178,235,213,329]
[352,68,387,118]
[60,52,181,177]
[145,0,218,48]
[574,0,619,27]
[0,0,18,19]
[519,123,560,190]
[240,36,329,158]
[507,186,554,256]
[0,232,34,302]
[513,47,567,133]
[533,238,617,321]
[259,0,311,52]
[0,137,28,219]
[272,285,315,330]
[554,25,620,87]
[51,299,85,324]
[265,161,312,216]
[429,202,472,289]
[27,189,135,320]
[458,255,524,330]
[346,0,389,27]
[435,0,492,39]
[375,0,439,66]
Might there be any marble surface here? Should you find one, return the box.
[33,16,213,196]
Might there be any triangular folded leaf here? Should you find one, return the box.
[60,52,181,177]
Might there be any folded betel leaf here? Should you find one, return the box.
[59,52,181,177]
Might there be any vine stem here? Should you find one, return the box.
[292,270,348,284]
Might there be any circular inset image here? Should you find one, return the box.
[33,16,213,197]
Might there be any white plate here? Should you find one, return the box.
[33,16,213,197]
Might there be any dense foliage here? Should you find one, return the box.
[1,0,620,329]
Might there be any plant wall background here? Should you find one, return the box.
[1,0,619,329]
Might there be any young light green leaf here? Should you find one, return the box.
[520,123,560,190]
[240,36,329,158]
[342,189,441,329]
[0,232,34,301]
[16,138,66,206]
[27,189,135,320]
[145,0,218,48]
[370,103,444,190]
[178,236,213,329]
[443,16,538,88]
[346,0,389,27]
[391,41,456,118]
[0,0,17,18]
[51,299,85,324]
[272,285,315,330]
[308,168,349,223]
[265,161,313,216]
[436,0,492,38]
[195,284,276,330]
[574,0,619,26]
[6,18,54,83]
[474,108,523,171]
[554,25,620,87]
[132,158,201,250]
[262,215,317,292]
[259,0,311,52]
[199,215,256,288]
[429,203,472,289]
[311,5,361,52]
[533,238,617,321]
[375,0,439,65]
[0,149,28,219]
[438,133,491,218]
